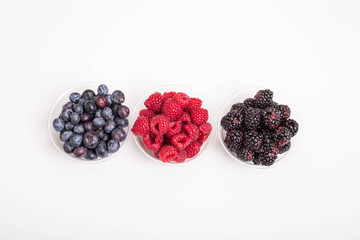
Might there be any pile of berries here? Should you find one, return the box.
[52,84,129,160]
[131,91,212,163]
[221,89,299,166]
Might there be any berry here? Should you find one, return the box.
[259,155,277,166]
[53,118,65,132]
[80,113,90,122]
[105,94,112,106]
[243,130,262,152]
[95,128,105,139]
[60,131,73,142]
[82,89,95,100]
[275,126,292,146]
[159,145,178,162]
[73,146,87,158]
[237,148,255,161]
[83,131,99,149]
[96,96,107,109]
[190,108,208,125]
[143,133,163,152]
[93,117,106,129]
[114,117,128,128]
[69,92,81,103]
[244,107,261,130]
[261,107,281,129]
[107,139,120,153]
[85,149,98,160]
[83,121,95,132]
[173,92,190,108]
[150,115,170,135]
[111,90,125,104]
[104,120,116,133]
[70,112,81,125]
[262,142,279,157]
[172,133,192,150]
[185,141,201,158]
[63,142,74,153]
[118,105,130,118]
[177,112,191,122]
[69,134,83,148]
[221,110,243,131]
[111,128,127,142]
[139,109,155,119]
[144,92,164,112]
[254,89,273,108]
[100,107,112,121]
[62,102,73,109]
[279,142,291,154]
[65,122,74,131]
[95,141,108,158]
[183,123,200,141]
[163,91,176,100]
[73,124,85,134]
[131,116,150,136]
[94,109,102,118]
[276,104,291,120]
[244,98,255,108]
[231,103,246,112]
[162,99,182,121]
[72,104,83,114]
[60,108,73,122]
[199,122,212,135]
[174,149,187,163]
[166,121,182,138]
[198,133,209,143]
[224,130,244,152]
[186,98,202,111]
[284,119,299,137]
[84,101,96,115]
[97,84,108,96]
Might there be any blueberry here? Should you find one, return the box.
[104,120,116,133]
[65,122,74,131]
[63,142,74,153]
[85,149,98,160]
[70,112,81,125]
[74,124,85,134]
[84,101,96,115]
[111,104,120,116]
[101,107,113,121]
[83,121,95,132]
[69,92,81,103]
[105,94,112,106]
[97,84,109,96]
[111,90,125,104]
[53,118,65,132]
[96,96,107,109]
[83,131,100,149]
[61,108,73,122]
[80,113,90,122]
[118,105,130,118]
[111,128,127,142]
[78,98,87,106]
[102,133,110,142]
[114,117,129,128]
[107,139,120,153]
[95,141,108,158]
[69,134,83,147]
[94,109,102,118]
[72,104,83,114]
[60,131,73,142]
[62,101,73,109]
[73,146,87,158]
[95,128,105,139]
[82,89,95,100]
[93,117,106,129]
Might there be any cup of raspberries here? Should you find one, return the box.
[131,86,215,165]
[219,89,300,167]
[49,83,130,162]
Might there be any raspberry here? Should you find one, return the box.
[162,99,183,121]
[139,109,155,119]
[174,149,187,163]
[173,92,190,108]
[166,121,182,138]
[186,98,202,111]
[163,91,176,100]
[198,133,209,143]
[159,145,178,162]
[150,115,170,135]
[190,108,208,125]
[177,112,191,122]
[199,122,212,135]
[183,123,200,141]
[144,92,164,112]
[143,133,163,153]
[131,116,150,136]
[185,141,201,158]
[172,133,192,150]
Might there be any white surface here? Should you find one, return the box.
[0,0,359,239]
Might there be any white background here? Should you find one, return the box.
[0,0,359,239]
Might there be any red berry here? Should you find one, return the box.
[144,92,164,112]
[183,123,200,141]
[143,133,163,153]
[172,133,192,150]
[163,91,176,100]
[177,112,191,122]
[186,98,202,111]
[185,141,201,158]
[198,133,209,143]
[173,92,190,108]
[96,96,107,109]
[159,145,178,163]
[139,109,155,119]
[131,116,150,136]
[174,149,187,163]
[150,115,170,135]
[199,122,212,135]
[162,99,183,121]
[190,108,209,125]
[166,121,182,138]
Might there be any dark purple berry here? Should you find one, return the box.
[95,141,108,158]
[96,96,107,109]
[83,121,95,132]
[53,118,65,132]
[107,139,120,153]
[73,146,87,158]
[80,113,90,122]
[84,101,96,115]
[70,112,80,125]
[69,134,83,147]
[101,107,113,121]
[72,103,83,114]
[104,120,116,133]
[63,142,74,153]
[83,131,100,149]
[62,101,73,109]
[82,89,95,100]
[60,108,73,122]
[118,105,130,118]
[60,131,73,142]
[93,117,106,129]
[111,90,125,104]
[85,149,98,160]
[111,128,127,142]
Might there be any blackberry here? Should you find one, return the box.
[259,129,276,144]
[244,107,261,130]
[236,148,255,161]
[275,126,292,146]
[276,104,291,120]
[224,130,244,152]
[231,103,246,112]
[259,154,277,166]
[261,107,281,129]
[253,153,261,165]
[244,98,255,108]
[221,110,243,131]
[262,141,279,157]
[284,119,299,137]
[279,141,291,154]
[254,89,273,108]
[243,130,262,152]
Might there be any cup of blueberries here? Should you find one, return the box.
[49,83,130,162]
